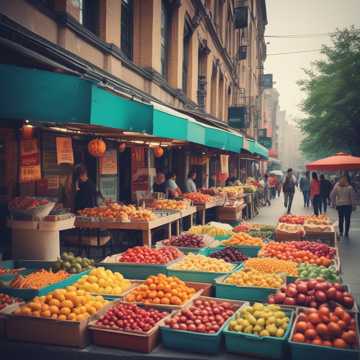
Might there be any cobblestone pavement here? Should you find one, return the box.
[252,189,360,305]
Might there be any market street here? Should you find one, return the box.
[251,190,360,305]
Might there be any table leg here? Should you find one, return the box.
[190,214,193,227]
[143,229,152,247]
[176,220,180,236]
[167,223,172,238]
[201,210,205,225]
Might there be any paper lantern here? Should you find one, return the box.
[88,138,106,157]
[21,124,34,139]
[118,142,126,152]
[153,146,164,158]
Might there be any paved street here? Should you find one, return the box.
[252,189,360,305]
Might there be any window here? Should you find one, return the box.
[79,0,100,35]
[121,0,133,59]
[160,0,171,78]
[182,21,192,93]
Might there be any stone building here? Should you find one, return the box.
[0,0,267,136]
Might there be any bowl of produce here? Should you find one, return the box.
[9,196,55,219]
[53,252,95,274]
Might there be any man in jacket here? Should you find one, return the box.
[283,168,297,214]
[299,171,311,207]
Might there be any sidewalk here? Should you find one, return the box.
[252,190,360,305]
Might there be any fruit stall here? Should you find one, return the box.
[7,197,76,261]
[0,211,358,360]
[75,204,181,247]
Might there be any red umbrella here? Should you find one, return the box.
[306,152,360,171]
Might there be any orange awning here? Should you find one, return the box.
[306,152,360,171]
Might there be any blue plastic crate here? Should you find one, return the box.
[0,270,89,300]
[0,261,28,282]
[223,306,294,359]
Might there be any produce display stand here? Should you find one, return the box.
[75,212,181,248]
[195,198,225,225]
[7,217,75,261]
[178,206,197,231]
[223,305,294,359]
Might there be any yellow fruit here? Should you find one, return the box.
[49,298,61,307]
[49,305,59,314]
[76,314,88,321]
[32,311,41,317]
[58,314,67,321]
[51,314,58,320]
[67,313,77,321]
[41,310,51,317]
[62,300,74,309]
[60,307,71,316]
[29,302,41,311]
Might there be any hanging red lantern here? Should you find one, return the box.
[153,146,164,158]
[118,142,126,152]
[88,138,106,157]
[21,124,34,139]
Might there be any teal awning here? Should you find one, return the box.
[0,64,243,153]
[254,141,269,159]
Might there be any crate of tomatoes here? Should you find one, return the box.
[289,306,359,360]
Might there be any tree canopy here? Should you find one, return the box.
[298,27,360,160]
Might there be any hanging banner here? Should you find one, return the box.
[20,138,41,183]
[56,137,74,165]
[131,147,149,195]
[220,154,229,175]
[100,149,118,175]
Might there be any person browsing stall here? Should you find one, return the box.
[185,170,197,193]
[165,172,182,199]
[153,171,167,194]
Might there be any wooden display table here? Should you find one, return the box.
[8,217,75,261]
[178,206,197,231]
[195,197,225,225]
[75,212,181,248]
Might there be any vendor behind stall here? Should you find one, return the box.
[185,170,197,193]
[165,172,182,199]
[74,165,103,211]
[153,171,167,194]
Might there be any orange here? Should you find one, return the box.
[51,314,58,320]
[41,310,51,318]
[160,297,170,305]
[60,307,71,316]
[152,297,160,304]
[32,310,41,317]
[41,304,50,312]
[49,305,59,315]
[49,298,61,307]
[58,314,67,321]
[62,300,74,309]
[67,313,77,321]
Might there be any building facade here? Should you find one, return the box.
[0,0,267,136]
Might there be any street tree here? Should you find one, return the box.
[298,27,360,160]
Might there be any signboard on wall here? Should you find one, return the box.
[131,147,149,196]
[100,176,118,201]
[100,149,117,175]
[56,137,74,165]
[19,138,41,183]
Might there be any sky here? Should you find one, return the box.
[265,0,360,120]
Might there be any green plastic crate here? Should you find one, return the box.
[289,311,359,360]
[223,306,294,359]
[214,235,232,241]
[0,261,28,282]
[167,263,239,283]
[99,262,169,280]
[160,297,245,354]
[198,247,245,264]
[215,272,281,302]
[15,260,58,270]
[233,245,260,257]
[0,270,89,300]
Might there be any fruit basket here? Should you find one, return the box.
[88,301,174,353]
[122,275,211,310]
[289,308,359,360]
[160,296,245,354]
[0,269,89,300]
[100,247,183,280]
[166,254,238,283]
[223,303,294,359]
[199,246,248,264]
[215,268,286,302]
[9,197,55,220]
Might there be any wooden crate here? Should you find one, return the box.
[217,204,245,222]
[6,315,92,348]
[275,230,304,242]
[89,302,174,353]
[303,231,336,246]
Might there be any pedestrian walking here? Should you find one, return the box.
[310,172,321,215]
[319,174,332,213]
[330,175,356,238]
[283,168,296,214]
[299,171,311,207]
[263,174,271,206]
[268,174,277,199]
